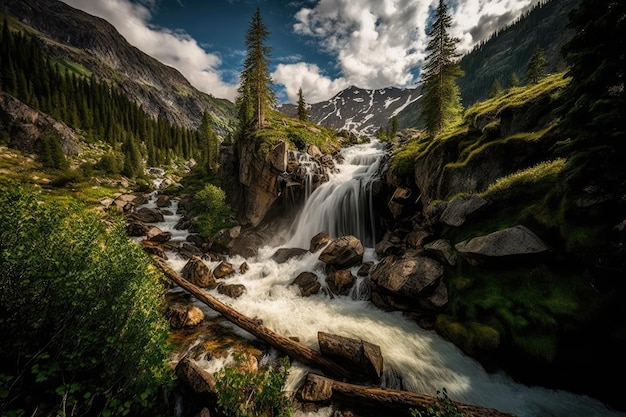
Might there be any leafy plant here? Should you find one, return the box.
[0,182,173,417]
[411,388,470,417]
[194,183,234,239]
[214,354,293,417]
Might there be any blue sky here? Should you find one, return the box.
[60,0,541,104]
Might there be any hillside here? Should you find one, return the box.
[0,0,236,132]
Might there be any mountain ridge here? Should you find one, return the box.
[0,0,235,132]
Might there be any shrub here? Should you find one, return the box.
[214,354,293,417]
[411,388,470,417]
[194,184,233,239]
[0,183,173,417]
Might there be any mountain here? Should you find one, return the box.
[279,85,421,136]
[0,0,235,132]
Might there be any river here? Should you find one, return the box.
[139,139,625,417]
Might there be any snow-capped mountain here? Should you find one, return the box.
[279,85,421,136]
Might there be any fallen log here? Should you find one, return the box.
[152,256,353,380]
[300,373,517,417]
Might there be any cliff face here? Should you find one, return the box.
[0,0,235,131]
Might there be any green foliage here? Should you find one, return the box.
[214,354,293,417]
[194,184,233,239]
[237,8,276,132]
[0,183,173,417]
[524,46,547,85]
[489,79,502,98]
[38,131,69,170]
[296,86,309,122]
[199,111,220,172]
[410,388,470,417]
[420,0,464,136]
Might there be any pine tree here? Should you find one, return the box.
[237,8,275,131]
[508,72,520,89]
[420,0,464,136]
[200,111,220,172]
[524,46,547,84]
[297,86,309,121]
[489,79,503,98]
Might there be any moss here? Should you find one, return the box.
[435,314,501,356]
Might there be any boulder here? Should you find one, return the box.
[271,247,309,264]
[126,220,149,237]
[319,235,364,269]
[156,194,171,207]
[146,226,172,243]
[210,226,241,254]
[213,261,236,279]
[166,304,204,329]
[175,356,217,396]
[292,272,321,297]
[370,254,444,300]
[217,284,246,299]
[325,270,356,296]
[179,242,205,260]
[424,239,457,266]
[317,332,383,383]
[140,240,167,260]
[357,262,374,277]
[310,231,331,252]
[181,256,217,289]
[455,225,550,265]
[439,195,488,227]
[132,207,164,223]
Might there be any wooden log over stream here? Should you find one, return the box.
[152,256,353,380]
[152,256,517,417]
[300,373,518,417]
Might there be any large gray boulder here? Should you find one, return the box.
[370,254,444,300]
[455,225,550,265]
[439,195,488,227]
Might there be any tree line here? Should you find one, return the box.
[0,18,221,177]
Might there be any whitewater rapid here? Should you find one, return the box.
[143,139,625,417]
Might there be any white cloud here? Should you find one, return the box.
[272,62,350,103]
[60,0,238,101]
[287,0,539,101]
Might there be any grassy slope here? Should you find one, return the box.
[389,73,625,385]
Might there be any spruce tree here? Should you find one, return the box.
[200,111,219,172]
[237,8,275,131]
[508,72,520,89]
[297,86,309,121]
[489,79,503,98]
[420,0,464,136]
[524,46,547,84]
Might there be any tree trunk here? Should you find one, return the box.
[152,256,353,380]
[300,373,518,417]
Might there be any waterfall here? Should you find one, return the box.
[286,139,387,249]
[136,138,626,417]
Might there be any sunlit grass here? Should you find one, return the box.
[480,158,566,199]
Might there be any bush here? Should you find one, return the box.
[0,183,173,417]
[214,355,293,417]
[194,184,233,239]
[411,388,470,417]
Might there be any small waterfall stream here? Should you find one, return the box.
[140,139,625,417]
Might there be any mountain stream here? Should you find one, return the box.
[138,139,624,417]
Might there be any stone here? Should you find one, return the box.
[181,256,217,289]
[440,195,488,227]
[292,272,321,297]
[370,254,444,299]
[156,194,171,207]
[317,332,383,383]
[455,225,550,265]
[132,207,164,223]
[175,356,217,395]
[325,270,356,296]
[310,231,331,252]
[213,261,236,279]
[424,239,457,266]
[318,235,364,269]
[146,226,172,243]
[167,304,204,329]
[271,247,309,264]
[126,220,149,237]
[217,284,246,299]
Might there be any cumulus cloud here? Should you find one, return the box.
[293,0,430,92]
[60,0,238,101]
[287,0,539,101]
[272,62,350,103]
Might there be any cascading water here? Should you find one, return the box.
[142,140,625,417]
[286,140,387,249]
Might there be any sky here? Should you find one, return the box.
[60,0,541,104]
